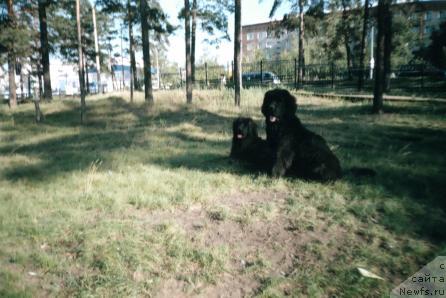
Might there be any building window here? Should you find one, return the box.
[441,11,446,19]
[257,31,267,40]
[247,43,254,51]
[424,26,432,34]
[424,11,432,21]
[247,33,255,41]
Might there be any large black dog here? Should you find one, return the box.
[261,89,342,181]
[230,117,273,172]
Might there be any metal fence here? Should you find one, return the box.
[159,60,446,96]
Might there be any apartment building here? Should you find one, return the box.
[241,1,446,61]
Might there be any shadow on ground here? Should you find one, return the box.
[1,96,445,242]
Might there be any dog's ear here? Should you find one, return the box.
[248,119,258,136]
[284,90,297,116]
[261,90,272,116]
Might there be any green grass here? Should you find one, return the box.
[1,89,445,297]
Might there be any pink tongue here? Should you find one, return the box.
[237,134,243,139]
[270,116,277,122]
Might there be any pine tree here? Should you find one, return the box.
[38,0,52,100]
[373,0,391,114]
[184,0,192,103]
[234,0,241,106]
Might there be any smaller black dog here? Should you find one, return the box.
[230,117,273,172]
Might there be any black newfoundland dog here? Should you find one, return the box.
[261,89,342,181]
[230,117,273,172]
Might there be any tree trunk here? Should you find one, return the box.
[128,0,134,102]
[19,65,24,100]
[373,0,389,114]
[383,1,392,92]
[76,0,87,123]
[92,5,101,93]
[128,0,138,91]
[341,0,352,80]
[140,0,153,103]
[234,0,242,106]
[298,0,305,86]
[84,51,90,94]
[191,0,197,83]
[357,0,370,91]
[38,0,52,101]
[34,98,44,123]
[185,0,193,103]
[37,63,43,99]
[7,0,17,108]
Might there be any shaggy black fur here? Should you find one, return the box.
[230,117,273,172]
[261,89,342,181]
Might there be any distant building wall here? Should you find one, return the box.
[241,0,446,62]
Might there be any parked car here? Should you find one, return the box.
[242,71,281,87]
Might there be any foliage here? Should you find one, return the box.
[47,0,114,76]
[178,0,234,46]
[0,1,35,65]
[391,7,418,66]
[420,21,446,69]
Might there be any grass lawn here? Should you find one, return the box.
[1,89,445,297]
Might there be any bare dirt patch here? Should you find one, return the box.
[132,191,349,297]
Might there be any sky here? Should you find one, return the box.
[159,0,292,66]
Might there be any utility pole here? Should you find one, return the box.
[92,5,101,93]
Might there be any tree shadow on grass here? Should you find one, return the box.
[0,96,242,182]
[297,101,446,118]
[2,97,445,242]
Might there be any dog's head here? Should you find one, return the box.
[232,117,258,140]
[261,89,297,123]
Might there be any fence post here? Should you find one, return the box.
[421,63,425,90]
[260,60,263,85]
[331,63,335,89]
[231,60,234,84]
[294,58,297,89]
[205,62,208,88]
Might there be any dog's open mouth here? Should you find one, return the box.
[236,134,244,139]
[269,116,278,123]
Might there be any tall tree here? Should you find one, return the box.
[191,0,197,83]
[97,0,139,91]
[127,0,138,91]
[140,0,153,103]
[357,0,370,91]
[6,0,17,108]
[269,0,306,86]
[234,0,241,106]
[76,0,87,123]
[179,0,233,85]
[373,0,391,114]
[184,0,192,103]
[297,0,304,85]
[92,4,101,93]
[38,0,52,100]
[383,1,392,92]
[341,0,352,79]
[420,20,446,69]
